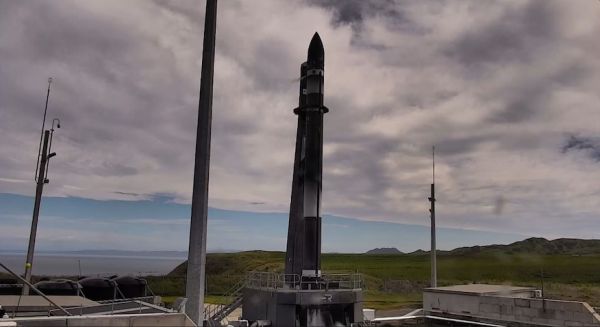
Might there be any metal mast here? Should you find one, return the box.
[23,131,51,295]
[34,78,52,182]
[185,0,218,325]
[23,78,58,295]
[429,146,437,288]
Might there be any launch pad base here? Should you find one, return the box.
[241,272,363,326]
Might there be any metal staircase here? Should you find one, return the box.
[204,278,245,326]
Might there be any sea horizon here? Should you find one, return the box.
[0,252,186,276]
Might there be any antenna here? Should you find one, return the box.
[429,145,437,287]
[35,78,52,182]
[432,145,435,184]
[24,80,61,294]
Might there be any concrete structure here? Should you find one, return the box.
[424,284,600,326]
[427,284,538,298]
[186,0,217,325]
[242,272,362,326]
[242,287,362,326]
[363,308,375,321]
[0,294,195,326]
[0,295,98,313]
[6,313,195,326]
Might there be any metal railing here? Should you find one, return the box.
[0,261,161,319]
[0,261,72,316]
[97,296,156,305]
[245,272,362,290]
[204,277,245,323]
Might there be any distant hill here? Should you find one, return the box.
[365,247,403,254]
[407,237,600,256]
[159,241,600,309]
[10,241,600,309]
[168,237,600,277]
[169,251,284,277]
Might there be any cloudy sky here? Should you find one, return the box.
[1,0,599,252]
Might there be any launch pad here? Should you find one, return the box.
[242,273,362,326]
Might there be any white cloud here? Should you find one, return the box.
[1,0,599,240]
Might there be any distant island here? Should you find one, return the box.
[365,247,403,254]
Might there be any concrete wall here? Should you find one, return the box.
[241,288,280,324]
[0,295,98,312]
[479,296,600,326]
[424,291,600,326]
[424,292,481,315]
[9,313,195,327]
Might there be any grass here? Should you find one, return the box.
[14,251,598,310]
[148,252,600,310]
[363,291,422,310]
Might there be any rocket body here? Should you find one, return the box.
[285,33,327,279]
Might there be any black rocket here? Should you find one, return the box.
[285,33,328,280]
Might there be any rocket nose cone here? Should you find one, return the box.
[307,32,324,66]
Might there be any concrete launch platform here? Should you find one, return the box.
[241,272,362,326]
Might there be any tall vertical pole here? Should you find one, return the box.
[186,0,217,325]
[35,78,52,182]
[429,146,437,288]
[23,131,50,295]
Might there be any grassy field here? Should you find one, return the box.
[148,251,600,310]
[5,244,599,310]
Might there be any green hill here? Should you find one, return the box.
[168,237,600,282]
[443,237,600,256]
[169,251,284,277]
[404,237,600,256]
[151,237,600,309]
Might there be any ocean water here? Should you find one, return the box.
[0,253,185,277]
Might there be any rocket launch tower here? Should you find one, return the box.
[240,33,363,327]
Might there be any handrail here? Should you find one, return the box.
[222,277,245,297]
[245,271,362,290]
[0,262,72,316]
[204,276,245,322]
[97,296,156,304]
[372,314,505,327]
